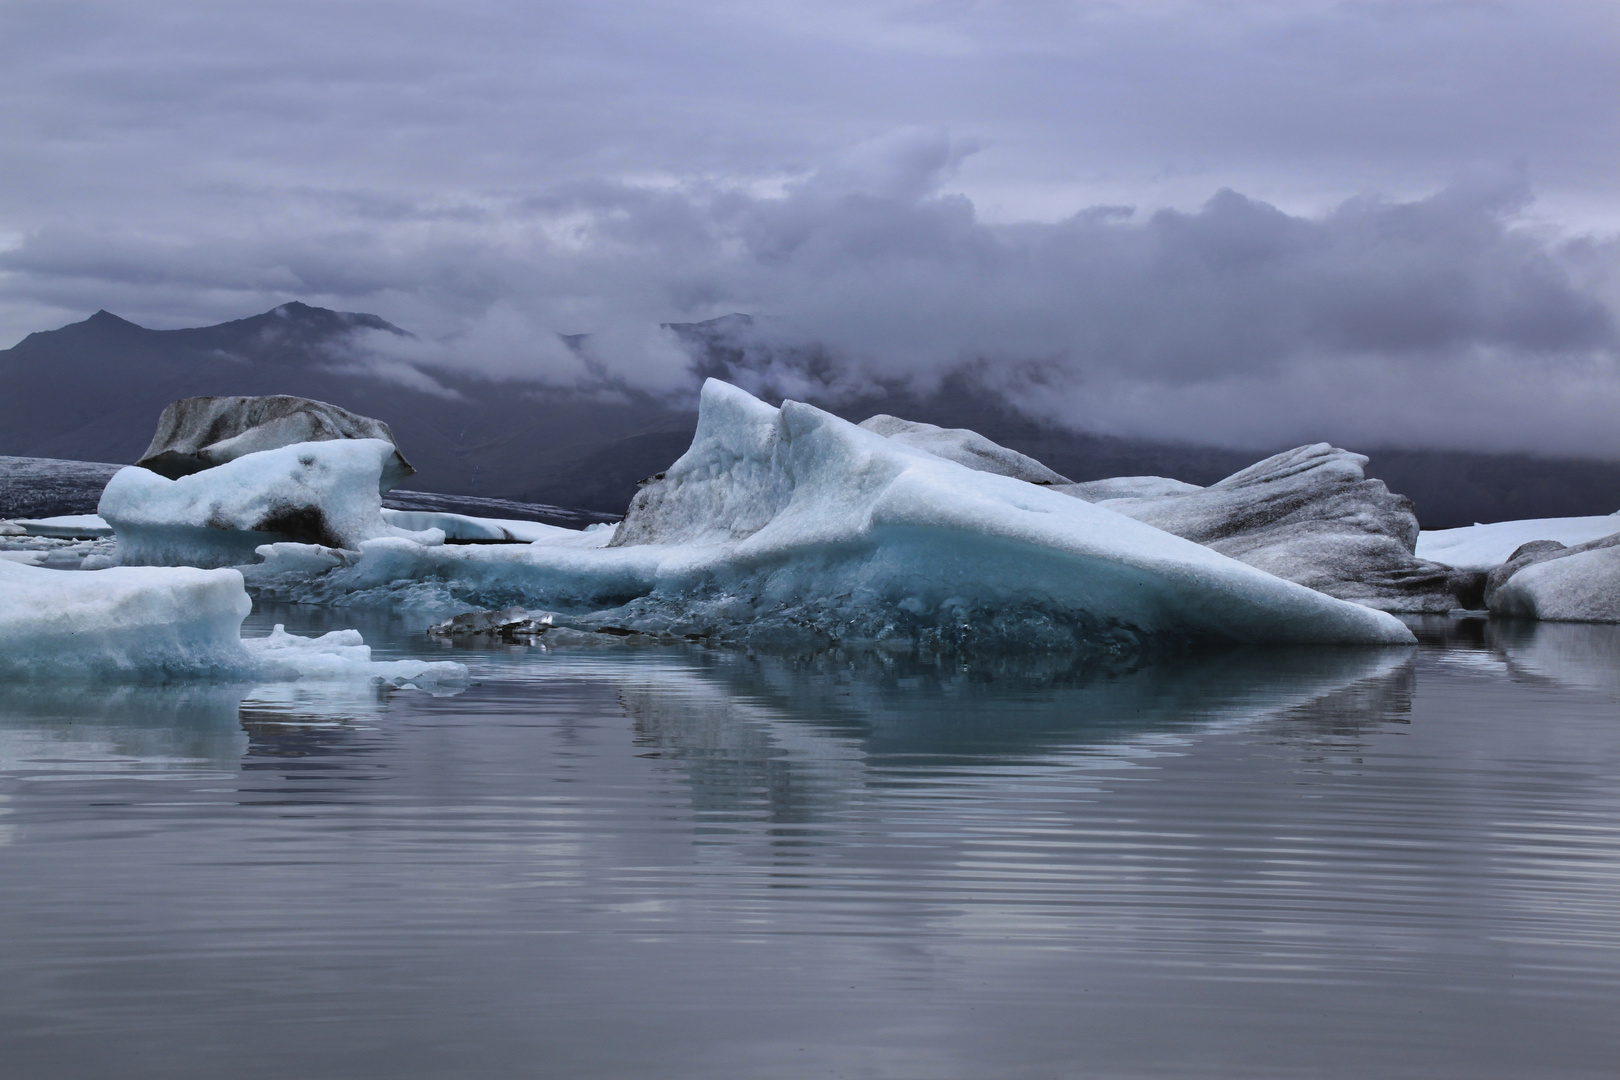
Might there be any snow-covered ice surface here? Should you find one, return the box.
[1417,515,1620,571]
[100,438,442,568]
[0,557,466,685]
[246,381,1412,652]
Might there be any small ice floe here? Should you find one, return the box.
[245,625,469,687]
[0,557,466,686]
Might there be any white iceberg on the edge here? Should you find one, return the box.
[0,557,254,677]
[1416,514,1620,572]
[249,380,1413,650]
[0,557,466,684]
[100,438,442,569]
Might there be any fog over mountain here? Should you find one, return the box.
[2,1,1618,462]
[6,301,1620,529]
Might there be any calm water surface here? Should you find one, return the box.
[2,607,1619,1079]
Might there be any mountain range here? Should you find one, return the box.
[4,302,1619,529]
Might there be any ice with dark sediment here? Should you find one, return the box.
[1487,532,1620,622]
[136,394,415,491]
[1086,445,1475,613]
[100,438,443,568]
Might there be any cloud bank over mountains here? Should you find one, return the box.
[2,1,1618,456]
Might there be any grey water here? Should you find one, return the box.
[3,610,1619,1079]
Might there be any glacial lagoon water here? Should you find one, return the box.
[2,607,1619,1079]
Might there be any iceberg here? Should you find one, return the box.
[0,557,467,683]
[1416,514,1620,572]
[245,380,1412,651]
[136,394,415,490]
[100,438,442,568]
[0,557,253,677]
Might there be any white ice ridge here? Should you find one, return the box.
[249,380,1413,650]
[100,438,443,569]
[1417,514,1620,571]
[0,557,466,684]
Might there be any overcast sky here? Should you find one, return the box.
[2,0,1618,453]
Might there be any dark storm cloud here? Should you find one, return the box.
[2,1,1618,453]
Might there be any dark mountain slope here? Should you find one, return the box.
[0,303,684,504]
[4,305,1620,527]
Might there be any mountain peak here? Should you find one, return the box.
[84,309,142,329]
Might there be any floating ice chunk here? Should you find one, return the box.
[1417,514,1620,572]
[243,625,469,686]
[858,415,1071,485]
[0,556,468,683]
[251,381,1412,650]
[100,439,442,568]
[0,558,254,677]
[137,394,415,490]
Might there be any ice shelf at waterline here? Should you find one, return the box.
[243,380,1413,649]
[0,557,466,683]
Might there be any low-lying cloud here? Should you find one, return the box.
[4,128,1619,456]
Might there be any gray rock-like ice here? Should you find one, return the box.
[1088,445,1472,612]
[137,395,414,492]
[1488,533,1620,622]
[863,421,1469,613]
